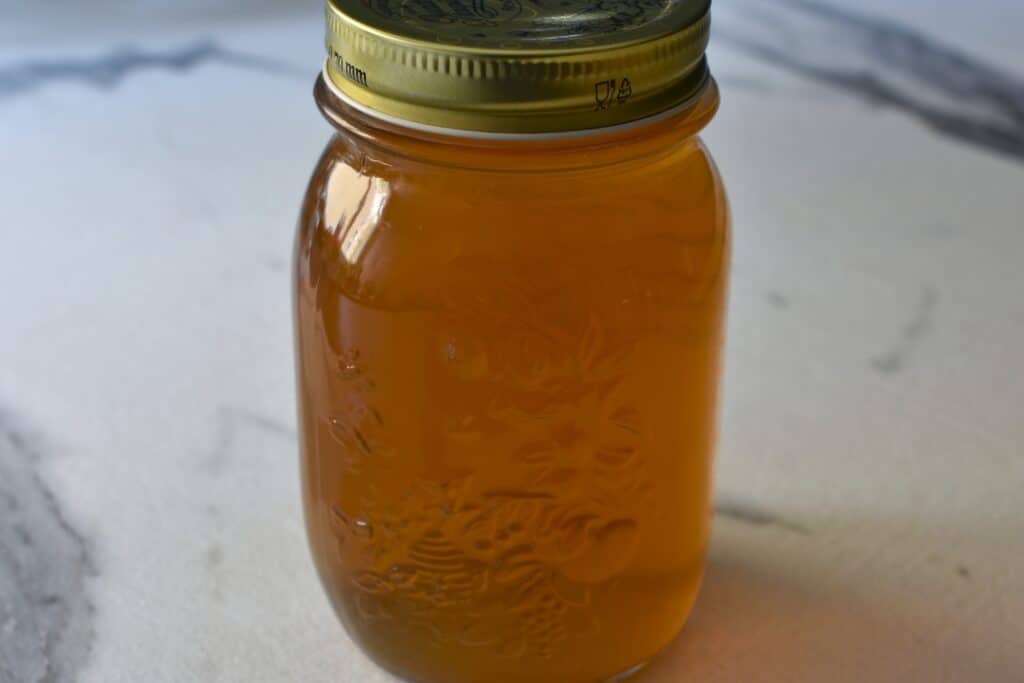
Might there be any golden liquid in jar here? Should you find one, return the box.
[294,86,729,683]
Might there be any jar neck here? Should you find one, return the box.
[314,75,720,172]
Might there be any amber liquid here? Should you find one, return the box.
[294,82,729,683]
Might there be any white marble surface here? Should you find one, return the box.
[2,2,1023,681]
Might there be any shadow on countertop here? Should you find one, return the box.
[635,517,1019,683]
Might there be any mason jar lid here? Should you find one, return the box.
[323,0,712,135]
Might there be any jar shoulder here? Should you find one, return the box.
[295,133,729,311]
[301,132,728,234]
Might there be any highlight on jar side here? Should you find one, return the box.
[292,1,729,681]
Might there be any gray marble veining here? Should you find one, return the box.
[871,285,938,375]
[0,412,93,683]
[0,39,304,101]
[717,0,1024,162]
[715,496,809,535]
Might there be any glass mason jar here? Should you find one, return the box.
[294,2,729,682]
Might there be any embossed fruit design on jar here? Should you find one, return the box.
[293,1,729,681]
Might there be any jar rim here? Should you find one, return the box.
[318,60,714,142]
[314,72,720,173]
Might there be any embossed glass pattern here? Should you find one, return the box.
[293,74,729,683]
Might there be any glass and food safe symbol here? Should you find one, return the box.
[594,78,632,110]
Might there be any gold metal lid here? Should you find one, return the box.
[323,0,712,134]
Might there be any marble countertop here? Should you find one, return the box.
[2,1,1023,681]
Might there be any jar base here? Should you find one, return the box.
[326,566,705,683]
[374,656,654,683]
